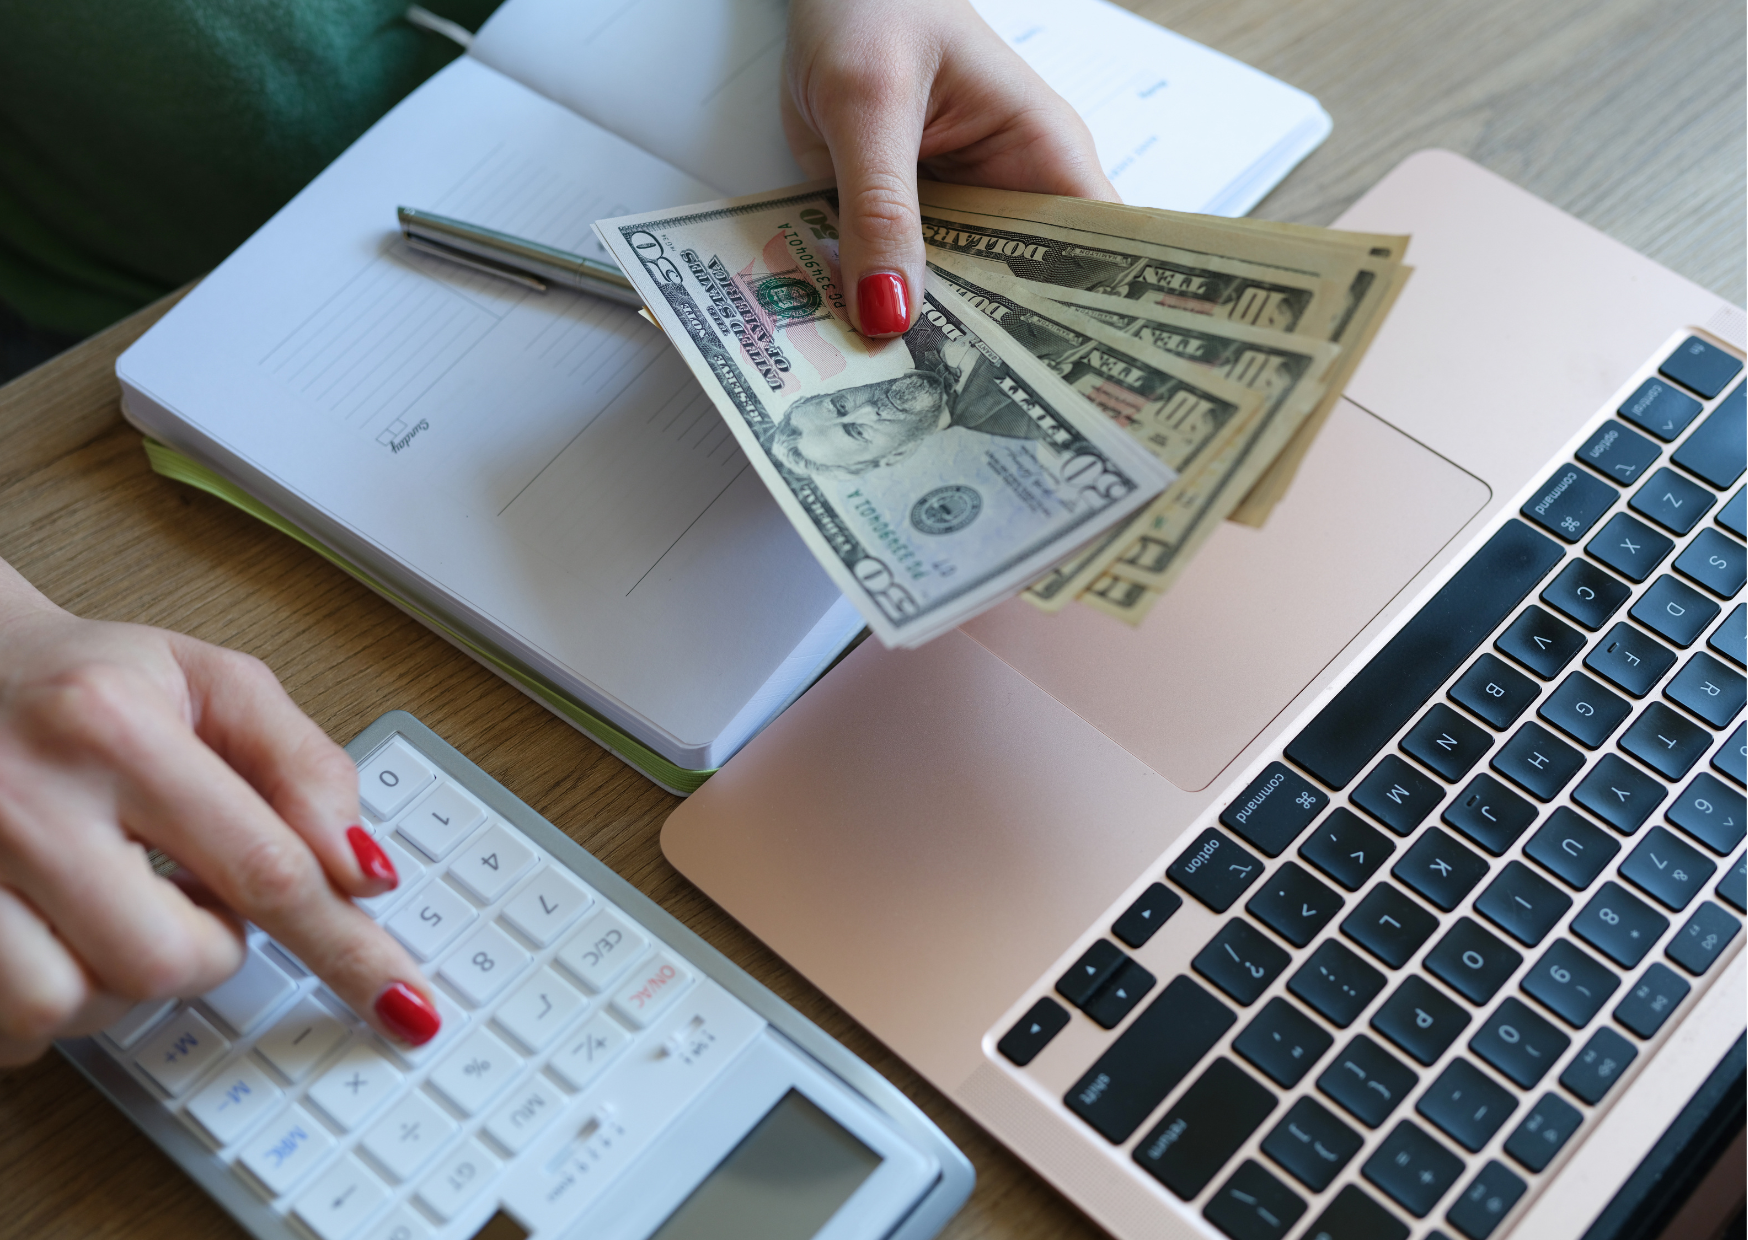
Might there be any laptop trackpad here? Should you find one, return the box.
[960,398,1490,791]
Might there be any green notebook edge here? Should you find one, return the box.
[141,438,717,795]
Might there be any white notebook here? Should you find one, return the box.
[116,0,1329,789]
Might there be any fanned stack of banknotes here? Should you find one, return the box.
[597,183,1410,647]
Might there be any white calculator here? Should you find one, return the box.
[58,711,973,1240]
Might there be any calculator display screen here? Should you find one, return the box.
[648,1089,883,1239]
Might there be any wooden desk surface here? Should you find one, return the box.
[0,2,1740,1237]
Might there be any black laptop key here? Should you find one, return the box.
[1541,559,1633,632]
[1674,381,1746,487]
[1066,976,1235,1143]
[1262,1095,1363,1192]
[1056,938,1126,1007]
[1585,621,1679,696]
[1222,761,1328,856]
[1504,1092,1582,1172]
[1132,1058,1276,1199]
[1442,773,1536,854]
[1629,467,1715,537]
[998,997,1070,1066]
[1620,825,1716,911]
[1667,652,1746,729]
[1301,808,1395,890]
[1286,521,1562,789]
[1666,901,1742,974]
[1538,672,1630,749]
[1524,807,1620,889]
[1572,881,1668,967]
[1112,881,1182,948]
[1712,604,1747,667]
[1085,959,1157,1029]
[1342,883,1438,968]
[1363,1121,1464,1218]
[1630,574,1719,647]
[1449,654,1540,729]
[1576,419,1660,486]
[1720,487,1747,539]
[1352,755,1446,836]
[1475,860,1572,946]
[1521,465,1617,542]
[1424,917,1523,1005]
[1716,722,1747,786]
[1520,939,1618,1027]
[1417,1058,1516,1152]
[1668,771,1746,853]
[1195,920,1292,1006]
[1247,861,1342,948]
[1572,753,1667,833]
[1675,528,1746,599]
[1235,998,1334,1088]
[1372,976,1469,1065]
[1495,605,1584,679]
[1471,997,1570,1088]
[1170,827,1265,912]
[1203,1160,1306,1240]
[1393,827,1489,910]
[1619,375,1703,440]
[1290,939,1387,1028]
[1560,1026,1637,1104]
[1660,336,1743,399]
[1491,721,1586,801]
[1319,1035,1419,1128]
[1402,704,1493,782]
[1586,513,1675,583]
[1612,961,1690,1038]
[1304,1186,1410,1240]
[1620,702,1712,780]
[1720,850,1747,910]
[1446,1161,1528,1240]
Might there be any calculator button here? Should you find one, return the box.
[293,1154,389,1240]
[308,1040,403,1129]
[416,1137,500,1222]
[610,951,694,1028]
[1666,901,1742,974]
[255,996,350,1083]
[440,922,531,1008]
[447,822,535,903]
[238,1104,336,1197]
[386,879,476,961]
[185,1057,284,1145]
[362,1090,457,1182]
[1446,1160,1527,1240]
[201,947,296,1036]
[1503,1091,1582,1172]
[494,968,587,1052]
[1559,1026,1638,1103]
[548,1011,630,1091]
[1612,961,1690,1038]
[136,1006,230,1096]
[388,988,469,1066]
[1416,1059,1515,1153]
[1361,1120,1464,1218]
[357,834,425,920]
[397,783,486,861]
[500,865,593,946]
[363,1207,433,1240]
[358,739,436,820]
[104,998,177,1050]
[555,909,648,993]
[429,1026,524,1115]
[484,1074,566,1154]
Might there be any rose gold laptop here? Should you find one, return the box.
[662,150,1747,1240]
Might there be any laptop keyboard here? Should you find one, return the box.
[997,333,1746,1240]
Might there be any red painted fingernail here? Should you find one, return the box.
[347,826,398,889]
[857,272,910,336]
[375,982,441,1045]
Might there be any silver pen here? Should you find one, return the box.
[395,206,642,306]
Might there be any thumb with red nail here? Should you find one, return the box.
[782,0,1118,340]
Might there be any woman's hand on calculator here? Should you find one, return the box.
[0,561,439,1065]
